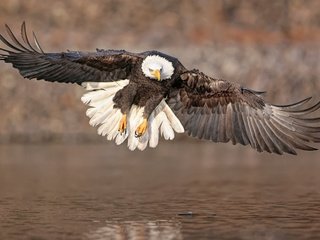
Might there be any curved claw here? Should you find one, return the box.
[118,114,127,135]
[135,118,148,138]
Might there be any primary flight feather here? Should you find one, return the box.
[1,22,320,154]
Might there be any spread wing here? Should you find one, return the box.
[167,69,320,155]
[0,22,143,84]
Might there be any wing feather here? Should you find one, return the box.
[167,69,320,155]
[0,22,143,84]
[21,22,39,53]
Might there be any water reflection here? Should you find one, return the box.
[0,142,320,239]
[86,220,182,240]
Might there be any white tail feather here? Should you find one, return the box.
[160,115,175,140]
[148,112,159,148]
[161,103,184,133]
[81,80,184,150]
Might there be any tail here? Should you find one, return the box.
[81,80,184,150]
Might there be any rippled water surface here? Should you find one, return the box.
[0,142,320,240]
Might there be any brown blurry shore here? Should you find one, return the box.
[0,0,319,143]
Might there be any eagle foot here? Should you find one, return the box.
[135,118,148,138]
[118,114,127,135]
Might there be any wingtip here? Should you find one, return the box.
[307,146,318,151]
[286,149,297,155]
[21,21,27,33]
[32,31,44,53]
[21,21,26,33]
[273,96,313,109]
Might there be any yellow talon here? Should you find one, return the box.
[135,118,148,137]
[118,114,127,134]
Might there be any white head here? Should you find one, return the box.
[141,55,174,81]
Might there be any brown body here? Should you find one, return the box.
[113,53,186,118]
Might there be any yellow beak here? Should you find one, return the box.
[152,69,161,81]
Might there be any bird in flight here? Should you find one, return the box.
[1,23,319,155]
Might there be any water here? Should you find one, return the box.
[0,142,320,240]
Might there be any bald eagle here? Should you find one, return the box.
[1,23,319,155]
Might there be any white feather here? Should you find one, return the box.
[127,105,142,150]
[97,123,109,136]
[104,109,120,137]
[82,81,129,90]
[81,90,110,105]
[160,115,175,140]
[81,80,185,150]
[98,109,118,136]
[86,108,97,118]
[115,131,128,145]
[137,134,149,151]
[149,116,160,148]
[162,103,184,133]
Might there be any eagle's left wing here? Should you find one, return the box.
[167,69,320,155]
[0,22,142,84]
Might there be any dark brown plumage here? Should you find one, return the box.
[167,70,320,154]
[1,22,320,154]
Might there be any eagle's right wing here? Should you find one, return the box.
[0,22,143,84]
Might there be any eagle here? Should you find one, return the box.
[1,23,320,155]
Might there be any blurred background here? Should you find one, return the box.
[0,0,319,143]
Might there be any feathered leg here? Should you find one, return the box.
[135,94,164,137]
[113,82,138,134]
